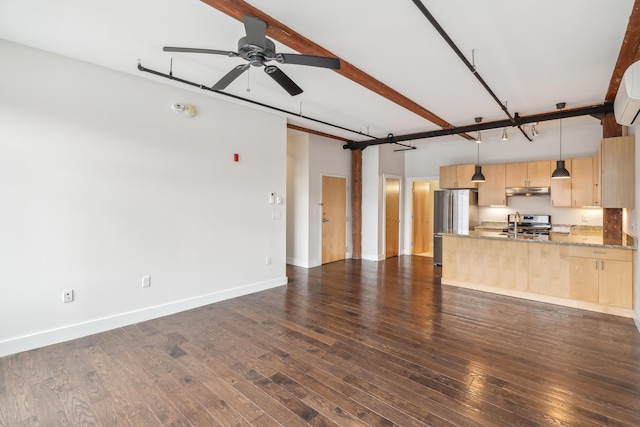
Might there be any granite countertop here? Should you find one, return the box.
[451,227,637,249]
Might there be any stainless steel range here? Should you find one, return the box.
[503,213,552,236]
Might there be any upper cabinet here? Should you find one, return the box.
[439,164,478,189]
[478,164,506,206]
[505,160,550,187]
[571,157,596,207]
[600,136,634,208]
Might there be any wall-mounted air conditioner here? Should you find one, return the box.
[614,60,640,126]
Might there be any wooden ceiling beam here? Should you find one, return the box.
[605,0,640,102]
[287,124,350,142]
[200,0,472,140]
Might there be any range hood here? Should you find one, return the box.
[506,187,550,196]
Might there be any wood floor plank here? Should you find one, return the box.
[2,256,640,426]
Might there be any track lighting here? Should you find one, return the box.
[531,124,539,137]
[475,131,482,143]
[501,128,508,141]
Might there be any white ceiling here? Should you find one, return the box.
[0,0,634,143]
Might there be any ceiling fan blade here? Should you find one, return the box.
[277,53,340,70]
[163,46,236,56]
[243,15,267,49]
[264,65,303,96]
[212,64,250,90]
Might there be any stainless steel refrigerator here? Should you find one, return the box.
[433,189,479,266]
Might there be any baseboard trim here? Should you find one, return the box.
[0,277,287,358]
[442,278,634,318]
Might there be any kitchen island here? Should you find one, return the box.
[441,231,636,317]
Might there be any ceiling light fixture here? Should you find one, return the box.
[501,128,508,141]
[471,142,486,182]
[551,103,570,180]
[531,124,539,137]
[474,117,482,143]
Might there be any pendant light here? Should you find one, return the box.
[471,142,486,182]
[551,103,570,179]
[501,128,508,141]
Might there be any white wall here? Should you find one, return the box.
[362,146,380,260]
[286,132,310,266]
[286,130,351,267]
[0,40,287,357]
[629,126,640,333]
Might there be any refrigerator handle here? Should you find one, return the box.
[449,192,454,232]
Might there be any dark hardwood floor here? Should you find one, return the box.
[1,256,640,426]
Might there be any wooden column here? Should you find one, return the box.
[602,114,624,242]
[351,149,362,259]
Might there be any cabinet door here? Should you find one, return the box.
[601,136,634,208]
[478,164,506,206]
[571,157,594,207]
[505,162,528,187]
[598,259,632,308]
[455,164,478,189]
[529,244,569,298]
[568,257,599,303]
[439,165,457,189]
[550,159,572,207]
[527,160,551,187]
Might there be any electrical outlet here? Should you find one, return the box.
[142,276,151,288]
[63,289,74,303]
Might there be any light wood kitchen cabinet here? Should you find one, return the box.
[571,157,595,207]
[568,246,633,308]
[477,163,506,206]
[506,160,551,187]
[439,164,478,189]
[599,136,634,208]
[443,236,528,291]
[550,159,572,207]
[593,151,601,207]
[528,244,570,298]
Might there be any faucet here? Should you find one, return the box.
[513,211,521,237]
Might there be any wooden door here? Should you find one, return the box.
[385,178,400,258]
[321,176,347,264]
[412,181,430,254]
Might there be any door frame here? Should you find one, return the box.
[382,174,402,259]
[404,176,439,256]
[319,174,349,264]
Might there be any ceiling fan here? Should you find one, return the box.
[163,15,341,96]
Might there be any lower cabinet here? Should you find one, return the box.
[568,246,633,308]
[528,244,570,298]
[442,236,634,313]
[443,236,528,290]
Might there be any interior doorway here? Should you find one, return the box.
[321,175,347,264]
[385,177,400,258]
[412,180,438,257]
